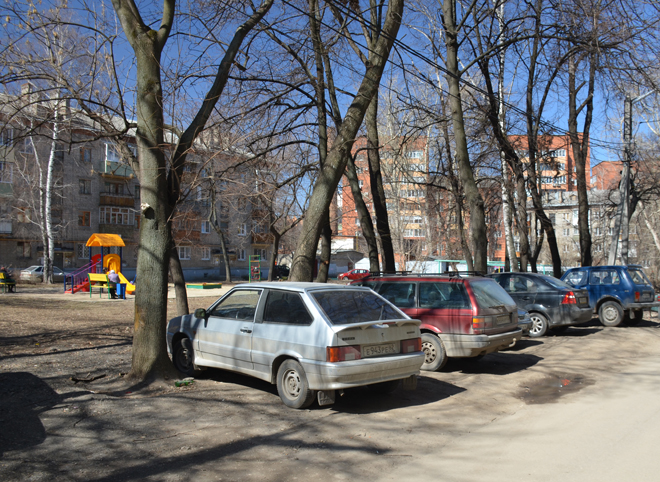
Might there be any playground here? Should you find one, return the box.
[64,233,135,297]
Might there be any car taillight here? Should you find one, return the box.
[327,345,362,362]
[561,292,577,304]
[635,291,640,302]
[401,338,421,353]
[472,317,485,334]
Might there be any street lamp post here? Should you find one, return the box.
[607,91,655,265]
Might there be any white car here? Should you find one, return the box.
[20,265,65,282]
[167,282,424,409]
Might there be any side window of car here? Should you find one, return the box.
[378,282,416,308]
[208,290,261,321]
[509,276,530,293]
[419,282,470,309]
[565,271,587,286]
[590,270,620,286]
[263,290,313,325]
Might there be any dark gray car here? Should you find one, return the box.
[487,273,592,337]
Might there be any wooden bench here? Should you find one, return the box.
[0,272,16,293]
[88,273,110,298]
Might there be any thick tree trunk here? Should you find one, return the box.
[169,240,189,316]
[268,229,281,281]
[317,216,331,282]
[346,156,380,273]
[441,0,487,273]
[290,0,404,281]
[365,97,395,272]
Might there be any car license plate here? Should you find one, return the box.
[642,293,652,301]
[578,297,588,304]
[497,314,510,325]
[363,343,398,357]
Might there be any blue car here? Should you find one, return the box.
[561,265,659,327]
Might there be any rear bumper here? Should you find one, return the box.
[552,306,593,327]
[440,329,523,358]
[627,302,660,310]
[302,352,425,390]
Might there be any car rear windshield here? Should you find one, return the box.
[469,279,515,308]
[311,290,405,325]
[628,268,651,285]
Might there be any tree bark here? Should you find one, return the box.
[346,156,380,273]
[290,0,404,281]
[169,241,189,316]
[365,96,395,272]
[441,0,487,273]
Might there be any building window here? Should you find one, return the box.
[254,248,268,261]
[105,144,120,162]
[594,227,601,236]
[178,246,191,260]
[406,151,423,159]
[134,185,140,199]
[594,243,602,253]
[563,229,569,236]
[608,227,613,236]
[79,179,91,194]
[17,241,31,258]
[1,128,14,146]
[238,223,247,236]
[99,207,134,225]
[19,138,33,154]
[573,228,579,235]
[201,247,211,260]
[105,182,124,195]
[54,144,65,162]
[17,208,31,223]
[238,249,246,261]
[0,161,13,183]
[78,211,91,227]
[81,147,92,163]
[77,243,90,259]
[201,221,211,233]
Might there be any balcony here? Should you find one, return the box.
[252,233,274,245]
[102,160,134,178]
[0,220,11,234]
[99,193,136,207]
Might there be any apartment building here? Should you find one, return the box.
[338,136,429,266]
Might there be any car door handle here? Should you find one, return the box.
[240,328,252,334]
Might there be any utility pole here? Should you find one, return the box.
[607,92,655,265]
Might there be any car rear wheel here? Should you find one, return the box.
[529,313,549,338]
[277,360,316,409]
[624,310,644,326]
[421,333,447,371]
[598,301,623,327]
[173,338,200,376]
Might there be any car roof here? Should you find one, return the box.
[233,282,372,293]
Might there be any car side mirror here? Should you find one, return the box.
[194,308,207,320]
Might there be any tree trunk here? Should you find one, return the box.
[268,228,281,281]
[317,215,331,282]
[289,0,404,281]
[169,241,189,316]
[365,96,395,272]
[568,51,595,267]
[346,156,380,273]
[441,0,487,273]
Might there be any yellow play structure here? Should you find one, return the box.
[65,233,135,295]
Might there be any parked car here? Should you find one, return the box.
[166,282,424,409]
[272,265,290,280]
[338,268,370,281]
[20,265,65,282]
[518,309,532,336]
[352,273,522,371]
[561,265,659,327]
[487,272,592,337]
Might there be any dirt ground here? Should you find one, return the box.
[2,285,660,481]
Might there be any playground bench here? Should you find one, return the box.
[0,272,16,293]
[88,273,110,298]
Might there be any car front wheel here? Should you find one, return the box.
[277,360,316,409]
[529,313,549,337]
[173,338,200,376]
[599,301,623,327]
[421,333,448,371]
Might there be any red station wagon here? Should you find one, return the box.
[353,273,522,370]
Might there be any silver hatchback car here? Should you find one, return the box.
[167,282,424,409]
